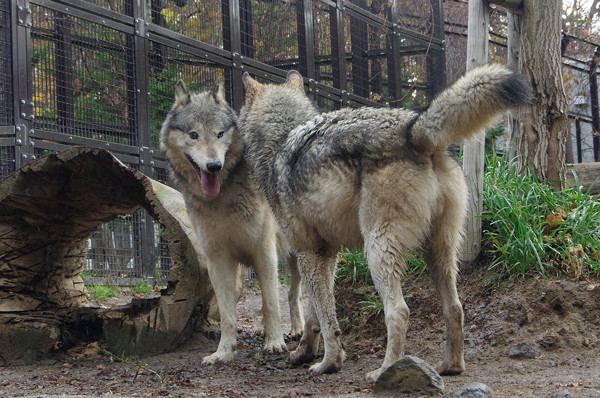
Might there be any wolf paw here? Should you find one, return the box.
[290,325,304,341]
[435,360,465,376]
[365,366,387,383]
[289,347,315,365]
[308,360,341,375]
[202,351,235,365]
[264,339,287,354]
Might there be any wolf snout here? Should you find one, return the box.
[206,161,223,173]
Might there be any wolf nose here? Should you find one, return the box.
[206,161,223,173]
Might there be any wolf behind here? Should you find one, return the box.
[160,81,304,365]
[238,64,533,380]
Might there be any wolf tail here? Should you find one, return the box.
[410,64,533,151]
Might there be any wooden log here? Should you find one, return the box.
[566,162,600,194]
[0,146,213,363]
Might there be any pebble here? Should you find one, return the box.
[373,355,444,394]
[454,382,493,397]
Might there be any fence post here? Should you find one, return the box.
[330,0,347,102]
[297,0,316,82]
[460,0,489,262]
[224,0,245,111]
[11,0,34,169]
[131,0,156,281]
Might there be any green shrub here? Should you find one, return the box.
[131,280,153,294]
[87,285,118,299]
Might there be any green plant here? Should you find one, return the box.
[131,280,153,294]
[87,285,118,299]
[482,154,600,278]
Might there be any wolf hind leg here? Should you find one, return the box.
[363,233,411,382]
[252,244,287,354]
[287,253,305,339]
[424,215,465,375]
[202,259,244,365]
[289,298,320,364]
[291,250,345,375]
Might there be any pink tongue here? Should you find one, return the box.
[200,170,220,198]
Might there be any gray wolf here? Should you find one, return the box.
[238,64,533,380]
[160,81,304,365]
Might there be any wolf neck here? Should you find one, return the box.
[240,88,318,195]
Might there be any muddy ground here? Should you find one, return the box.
[1,269,600,398]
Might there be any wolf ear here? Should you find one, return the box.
[242,72,263,104]
[285,70,304,92]
[211,80,227,106]
[174,80,191,107]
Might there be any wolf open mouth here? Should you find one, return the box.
[186,154,220,198]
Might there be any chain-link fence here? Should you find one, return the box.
[1,0,445,284]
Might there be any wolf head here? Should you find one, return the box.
[160,80,241,199]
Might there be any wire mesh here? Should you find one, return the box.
[148,0,224,49]
[87,214,142,279]
[0,146,15,179]
[80,0,130,15]
[395,0,434,37]
[148,41,230,149]
[0,0,12,126]
[239,0,299,66]
[31,5,137,144]
[315,3,332,87]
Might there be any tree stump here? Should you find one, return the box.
[0,146,213,363]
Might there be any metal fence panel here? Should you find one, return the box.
[1,0,446,283]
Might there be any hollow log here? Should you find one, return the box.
[0,146,213,363]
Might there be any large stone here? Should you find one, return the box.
[373,355,444,395]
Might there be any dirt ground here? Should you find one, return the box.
[1,269,600,398]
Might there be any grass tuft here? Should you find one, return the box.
[87,284,118,299]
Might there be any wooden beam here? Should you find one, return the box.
[566,162,600,194]
[461,0,489,262]
[489,0,524,13]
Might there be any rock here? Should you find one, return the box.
[551,391,575,398]
[373,355,444,395]
[454,382,493,397]
[508,342,541,359]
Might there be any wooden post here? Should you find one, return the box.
[460,0,489,262]
[506,11,522,160]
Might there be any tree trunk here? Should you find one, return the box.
[514,0,569,190]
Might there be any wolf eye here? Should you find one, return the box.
[217,131,224,139]
[189,132,199,139]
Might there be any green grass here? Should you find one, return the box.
[482,154,600,279]
[87,285,118,299]
[131,280,153,294]
[336,248,427,316]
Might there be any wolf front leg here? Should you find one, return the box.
[202,258,244,365]
[252,242,287,354]
[293,250,345,375]
[287,253,305,339]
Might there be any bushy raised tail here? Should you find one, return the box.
[411,64,533,151]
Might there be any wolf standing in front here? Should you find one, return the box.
[160,81,304,365]
[238,64,533,380]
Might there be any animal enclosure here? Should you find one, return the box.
[0,0,445,282]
